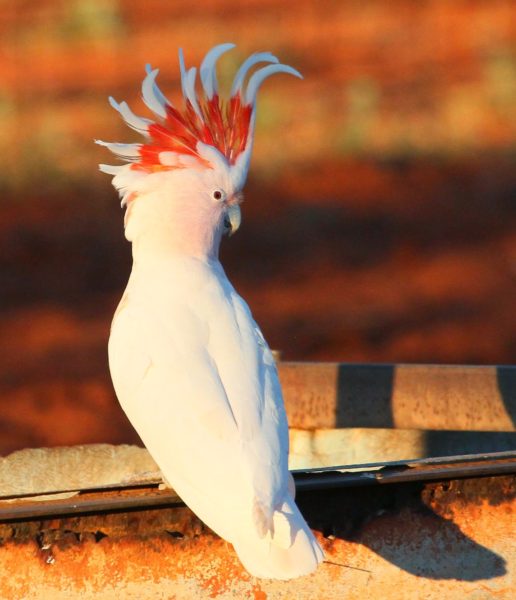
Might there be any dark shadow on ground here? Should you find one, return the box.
[298,479,507,581]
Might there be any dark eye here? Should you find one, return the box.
[212,189,224,201]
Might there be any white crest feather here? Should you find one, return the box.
[145,64,172,110]
[98,164,124,175]
[95,141,141,161]
[185,67,203,118]
[245,64,303,106]
[178,49,202,118]
[200,43,235,99]
[230,52,279,97]
[110,164,146,206]
[178,48,188,100]
[108,97,152,134]
[142,68,168,119]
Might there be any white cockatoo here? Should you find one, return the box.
[97,43,324,579]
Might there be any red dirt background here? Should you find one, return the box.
[0,1,515,453]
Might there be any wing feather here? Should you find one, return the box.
[108,262,323,577]
[109,302,239,445]
[109,282,287,537]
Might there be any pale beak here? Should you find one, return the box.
[225,203,241,236]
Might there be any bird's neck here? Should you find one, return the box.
[130,223,223,265]
[127,245,227,305]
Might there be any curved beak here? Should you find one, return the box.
[226,203,241,236]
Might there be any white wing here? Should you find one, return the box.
[108,262,323,578]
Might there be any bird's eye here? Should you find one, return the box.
[212,189,225,202]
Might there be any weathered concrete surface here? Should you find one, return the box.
[0,444,159,497]
[289,427,516,468]
[0,476,513,599]
[280,363,516,431]
[3,432,515,502]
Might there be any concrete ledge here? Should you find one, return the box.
[280,363,516,431]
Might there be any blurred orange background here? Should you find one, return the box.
[1,0,515,453]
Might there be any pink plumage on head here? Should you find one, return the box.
[97,44,302,177]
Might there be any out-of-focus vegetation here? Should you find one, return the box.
[1,0,515,195]
[0,1,515,452]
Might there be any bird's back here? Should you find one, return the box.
[109,257,323,578]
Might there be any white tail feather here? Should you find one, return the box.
[233,496,324,580]
[270,510,293,549]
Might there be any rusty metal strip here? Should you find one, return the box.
[1,451,514,523]
[0,486,183,522]
[294,455,516,491]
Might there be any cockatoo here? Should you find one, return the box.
[97,43,323,579]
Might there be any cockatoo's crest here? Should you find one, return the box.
[97,44,301,194]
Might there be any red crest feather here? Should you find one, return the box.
[97,44,301,178]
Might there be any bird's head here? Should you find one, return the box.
[97,44,301,260]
